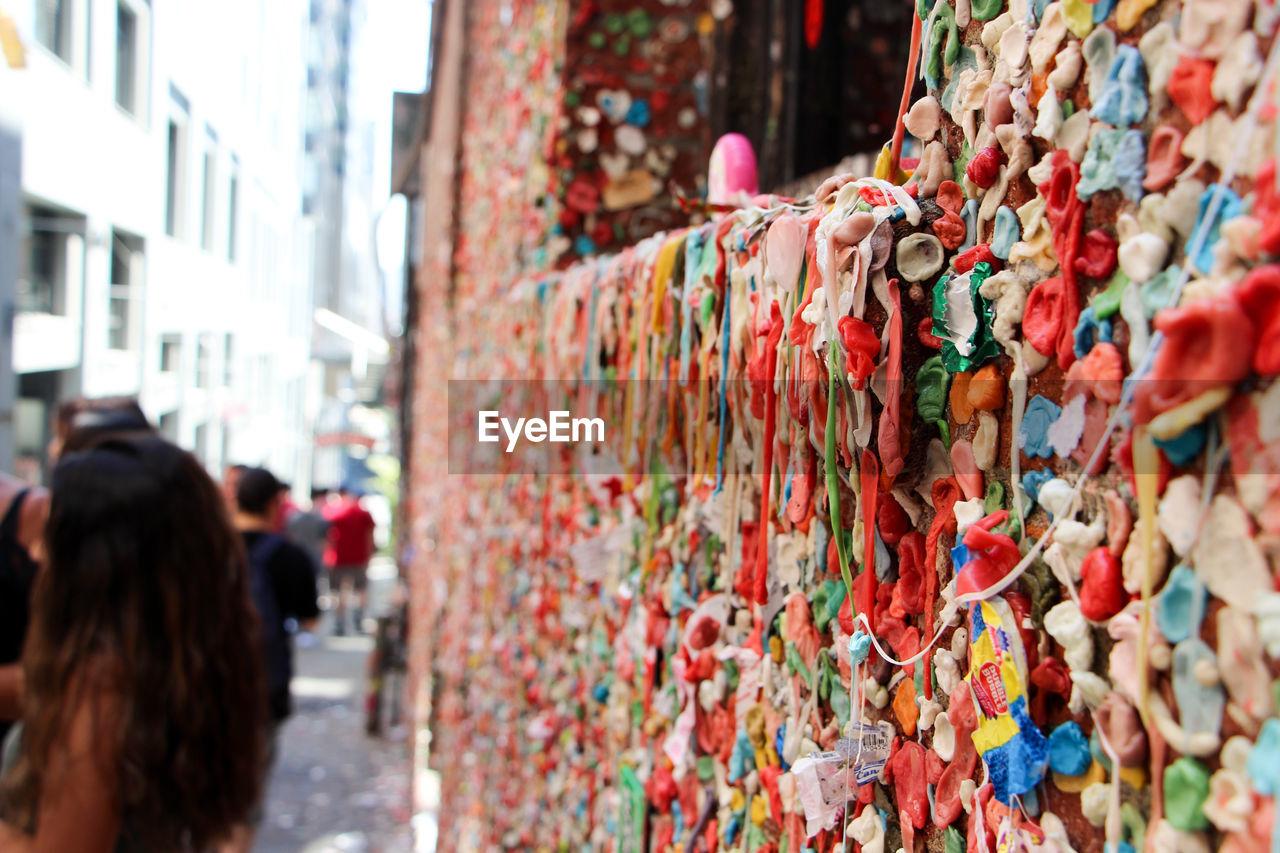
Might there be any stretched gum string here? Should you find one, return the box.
[1091,707,1125,850]
[856,612,947,668]
[753,312,779,605]
[715,283,731,493]
[890,12,925,176]
[1134,428,1158,730]
[827,347,856,603]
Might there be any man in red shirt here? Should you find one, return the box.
[322,483,376,635]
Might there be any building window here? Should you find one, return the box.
[114,2,138,113]
[19,206,70,316]
[165,102,189,238]
[223,333,234,386]
[227,162,239,261]
[195,333,211,388]
[158,410,178,441]
[35,0,72,63]
[200,135,216,251]
[193,422,208,461]
[159,333,181,373]
[108,229,143,351]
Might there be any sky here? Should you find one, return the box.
[353,0,432,332]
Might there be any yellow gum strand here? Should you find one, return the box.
[1119,763,1148,790]
[1053,761,1108,793]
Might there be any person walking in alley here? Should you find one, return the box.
[0,473,47,749]
[0,434,269,852]
[2,397,151,751]
[224,467,321,852]
[286,487,331,580]
[323,483,376,635]
[234,467,321,717]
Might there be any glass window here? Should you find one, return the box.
[165,115,187,238]
[35,0,71,62]
[160,334,182,373]
[227,166,239,261]
[114,3,137,113]
[196,333,212,388]
[108,230,142,351]
[200,145,216,251]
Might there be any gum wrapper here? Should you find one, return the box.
[967,597,1050,805]
[792,722,892,837]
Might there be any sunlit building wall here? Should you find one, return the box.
[7,0,316,488]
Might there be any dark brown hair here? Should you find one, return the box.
[1,434,268,849]
[51,396,152,462]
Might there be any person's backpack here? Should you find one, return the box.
[246,534,293,720]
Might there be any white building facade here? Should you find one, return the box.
[4,0,320,488]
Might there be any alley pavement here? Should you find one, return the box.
[256,564,414,853]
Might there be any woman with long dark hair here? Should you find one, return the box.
[0,434,269,851]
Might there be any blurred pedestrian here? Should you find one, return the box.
[222,463,248,513]
[1,397,150,748]
[48,396,148,463]
[0,474,47,749]
[0,434,268,851]
[286,487,331,579]
[233,468,320,718]
[323,483,376,635]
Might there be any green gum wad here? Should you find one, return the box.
[1092,270,1129,319]
[924,0,960,84]
[916,355,951,428]
[972,0,1003,19]
[1164,757,1211,831]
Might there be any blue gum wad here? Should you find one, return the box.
[1092,45,1148,127]
[991,205,1020,260]
[1073,304,1113,359]
[1022,468,1055,502]
[1156,565,1208,644]
[1154,422,1207,466]
[1191,186,1244,275]
[1048,721,1093,775]
[1078,128,1146,202]
[960,199,980,252]
[1247,718,1280,796]
[1020,395,1063,459]
[1172,639,1225,741]
[728,729,755,783]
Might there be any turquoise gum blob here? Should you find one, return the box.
[1020,395,1063,459]
[1140,265,1182,318]
[1079,129,1146,201]
[1247,718,1280,796]
[1153,422,1207,466]
[1092,45,1148,127]
[1048,722,1093,775]
[991,205,1020,260]
[1156,565,1208,644]
[1190,186,1244,275]
[1073,305,1113,359]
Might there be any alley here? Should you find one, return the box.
[256,610,414,853]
